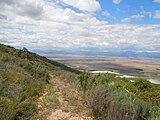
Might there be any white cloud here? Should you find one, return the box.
[0,0,107,49]
[140,11,152,18]
[113,0,121,4]
[0,0,44,19]
[121,14,145,23]
[60,0,101,12]
[0,0,160,53]
[102,11,111,17]
[154,10,160,19]
[130,14,145,19]
[139,7,152,18]
[121,18,131,23]
[153,0,160,3]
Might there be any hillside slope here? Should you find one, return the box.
[1,44,160,120]
[0,44,80,119]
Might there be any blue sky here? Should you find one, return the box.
[96,0,160,24]
[0,0,160,56]
[65,0,160,24]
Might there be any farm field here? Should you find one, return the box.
[44,54,160,80]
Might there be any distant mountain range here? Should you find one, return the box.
[34,49,160,59]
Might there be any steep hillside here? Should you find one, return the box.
[1,44,160,120]
[0,44,80,119]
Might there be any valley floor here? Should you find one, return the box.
[37,75,92,120]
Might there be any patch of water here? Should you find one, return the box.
[89,70,160,84]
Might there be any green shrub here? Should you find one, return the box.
[134,78,153,92]
[87,85,132,120]
[15,99,36,120]
[78,72,160,120]
[44,94,57,109]
[148,106,160,120]
[1,54,10,62]
[133,98,150,120]
[0,96,16,120]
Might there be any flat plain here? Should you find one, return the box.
[43,54,160,80]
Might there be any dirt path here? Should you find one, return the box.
[37,77,92,120]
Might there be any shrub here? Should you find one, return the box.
[134,78,153,92]
[133,98,150,120]
[44,94,57,109]
[87,85,132,120]
[78,72,160,120]
[148,106,160,120]
[15,99,36,120]
[1,54,10,62]
[0,96,16,120]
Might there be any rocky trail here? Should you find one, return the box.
[37,76,92,120]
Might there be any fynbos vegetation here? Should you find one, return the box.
[0,44,78,119]
[1,44,160,120]
[78,72,160,120]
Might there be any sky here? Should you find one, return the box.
[0,0,160,55]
